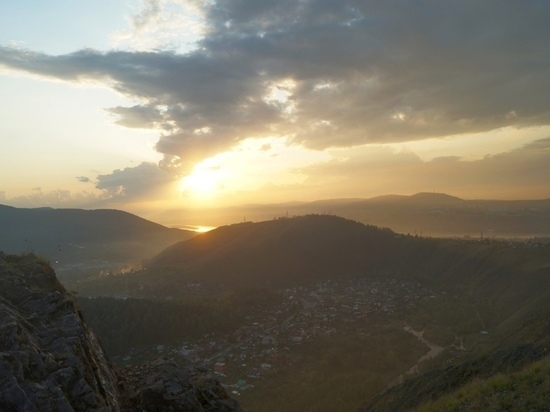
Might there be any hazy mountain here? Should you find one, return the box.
[155,192,550,237]
[365,192,465,205]
[0,204,194,271]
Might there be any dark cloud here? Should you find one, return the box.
[4,164,175,208]
[1,1,549,170]
[95,161,176,199]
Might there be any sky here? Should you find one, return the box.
[1,0,549,223]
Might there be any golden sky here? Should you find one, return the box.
[1,1,549,222]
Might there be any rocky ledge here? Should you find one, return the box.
[0,253,242,411]
[119,359,242,411]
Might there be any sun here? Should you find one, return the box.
[180,166,223,198]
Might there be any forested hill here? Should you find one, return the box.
[147,214,404,286]
[144,216,458,288]
[0,204,194,264]
[144,215,549,309]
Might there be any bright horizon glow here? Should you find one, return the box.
[177,225,216,233]
[1,1,549,217]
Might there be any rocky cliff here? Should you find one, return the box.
[0,252,242,411]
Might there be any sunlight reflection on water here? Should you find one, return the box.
[178,225,216,233]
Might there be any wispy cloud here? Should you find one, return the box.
[6,189,106,209]
[111,0,206,52]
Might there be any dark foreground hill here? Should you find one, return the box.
[0,204,194,274]
[0,252,242,411]
[362,340,550,411]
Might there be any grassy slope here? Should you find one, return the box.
[415,354,550,412]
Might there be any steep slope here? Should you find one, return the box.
[0,252,242,411]
[0,252,120,410]
[414,354,550,412]
[362,341,550,412]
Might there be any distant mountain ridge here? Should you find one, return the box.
[366,192,466,205]
[154,192,550,237]
[0,204,186,242]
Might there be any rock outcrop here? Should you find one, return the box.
[0,253,242,411]
[119,359,242,411]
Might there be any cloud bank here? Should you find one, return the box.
[297,136,550,199]
[1,0,549,176]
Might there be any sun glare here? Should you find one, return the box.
[195,226,214,233]
[180,166,224,199]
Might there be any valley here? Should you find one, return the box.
[80,276,454,410]
[2,206,549,411]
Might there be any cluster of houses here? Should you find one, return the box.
[118,276,443,394]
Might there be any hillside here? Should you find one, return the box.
[147,215,403,287]
[144,215,547,300]
[74,215,549,316]
[65,215,550,411]
[0,204,194,276]
[363,340,550,411]
[414,354,550,411]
